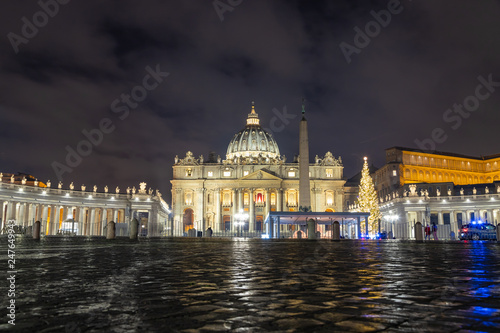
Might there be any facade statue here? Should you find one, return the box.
[104,185,108,193]
[69,182,74,190]
[93,185,97,192]
[58,181,62,189]
[460,188,464,195]
[436,188,440,196]
[448,189,452,196]
[473,187,477,195]
[126,187,131,194]
[10,175,14,183]
[409,184,417,196]
[485,186,489,194]
[81,185,86,191]
[116,186,120,194]
[174,155,179,164]
[132,186,136,194]
[139,182,147,194]
[46,180,51,188]
[34,179,39,186]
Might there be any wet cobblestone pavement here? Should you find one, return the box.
[1,237,500,332]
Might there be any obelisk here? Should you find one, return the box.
[298,100,315,239]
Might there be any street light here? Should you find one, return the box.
[234,210,249,237]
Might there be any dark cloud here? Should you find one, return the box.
[1,0,499,202]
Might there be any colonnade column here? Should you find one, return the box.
[80,208,87,235]
[89,208,96,235]
[42,205,49,235]
[249,188,255,231]
[6,201,14,223]
[0,201,5,231]
[437,211,444,225]
[449,211,457,235]
[101,208,108,236]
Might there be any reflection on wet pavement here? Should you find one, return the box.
[1,237,499,332]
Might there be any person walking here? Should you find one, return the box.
[432,223,438,240]
[207,226,213,237]
[424,224,431,240]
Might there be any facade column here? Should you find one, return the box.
[249,188,255,231]
[231,189,237,232]
[214,189,221,232]
[238,188,243,214]
[277,188,282,212]
[265,188,271,221]
[113,209,119,223]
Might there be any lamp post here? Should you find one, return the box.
[234,210,248,238]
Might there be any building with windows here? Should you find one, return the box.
[171,104,345,236]
[374,147,500,239]
[374,147,500,199]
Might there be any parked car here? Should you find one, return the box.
[459,222,497,240]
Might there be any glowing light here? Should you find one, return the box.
[65,193,69,197]
[135,197,139,201]
[111,196,115,200]
[88,195,92,199]
[261,234,270,239]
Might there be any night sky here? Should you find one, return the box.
[1,0,499,202]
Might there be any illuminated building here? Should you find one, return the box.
[0,176,170,236]
[171,103,345,236]
[375,147,500,239]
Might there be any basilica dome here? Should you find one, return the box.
[226,103,280,161]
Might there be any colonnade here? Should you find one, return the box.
[0,182,170,237]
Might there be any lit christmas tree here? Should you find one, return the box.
[355,157,381,236]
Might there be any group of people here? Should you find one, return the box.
[424,223,438,240]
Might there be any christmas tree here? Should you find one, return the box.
[355,157,381,236]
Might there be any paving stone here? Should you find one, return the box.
[4,237,500,332]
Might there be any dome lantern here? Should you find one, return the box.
[225,102,281,163]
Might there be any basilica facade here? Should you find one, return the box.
[171,104,345,235]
